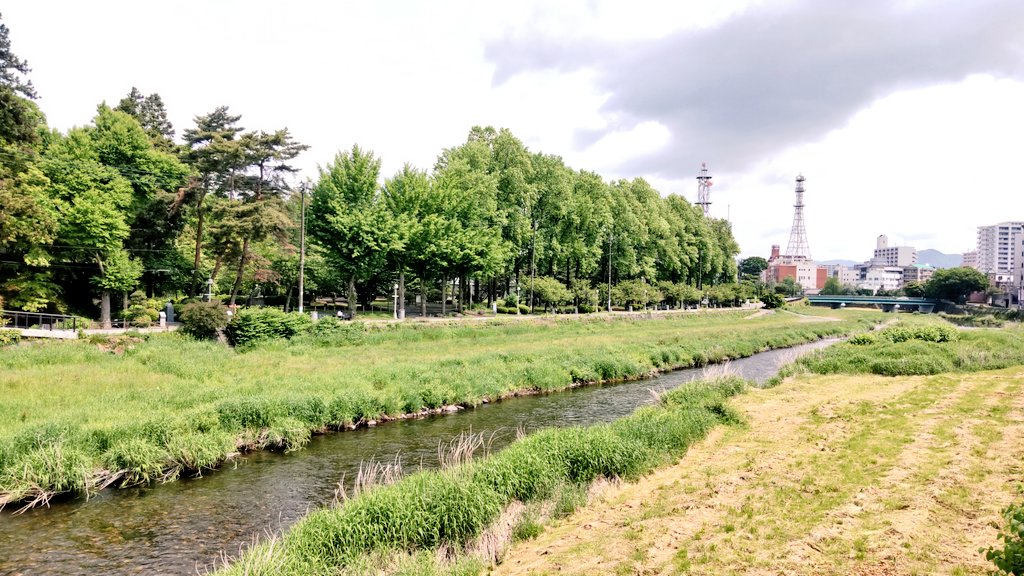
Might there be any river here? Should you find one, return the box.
[0,340,831,575]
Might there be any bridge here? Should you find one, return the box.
[806,295,943,313]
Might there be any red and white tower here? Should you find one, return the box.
[695,162,713,217]
[785,174,811,261]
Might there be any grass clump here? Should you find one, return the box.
[216,375,751,574]
[769,318,1024,383]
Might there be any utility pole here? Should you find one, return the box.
[607,230,613,313]
[298,182,307,314]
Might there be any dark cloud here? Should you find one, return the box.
[486,0,1024,176]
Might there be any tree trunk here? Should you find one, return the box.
[441,275,448,315]
[190,193,207,297]
[457,276,465,313]
[348,276,358,318]
[101,290,112,329]
[398,271,406,320]
[420,271,427,317]
[229,237,250,307]
[487,278,494,308]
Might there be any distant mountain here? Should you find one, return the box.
[918,249,962,269]
[819,259,859,267]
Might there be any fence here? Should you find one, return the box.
[0,310,80,332]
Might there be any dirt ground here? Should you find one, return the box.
[489,367,1024,576]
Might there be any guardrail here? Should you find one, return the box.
[0,310,80,331]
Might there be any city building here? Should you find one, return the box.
[962,249,980,270]
[764,246,827,291]
[976,221,1024,274]
[860,267,903,293]
[1017,236,1024,309]
[873,234,917,267]
[902,263,935,285]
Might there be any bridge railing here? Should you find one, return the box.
[0,310,80,331]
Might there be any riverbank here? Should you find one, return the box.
[212,318,1024,575]
[493,325,1024,575]
[0,308,882,510]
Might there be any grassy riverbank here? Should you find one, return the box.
[210,317,1024,575]
[0,309,881,509]
[488,320,1024,576]
[218,375,751,575]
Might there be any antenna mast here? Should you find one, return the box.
[785,174,811,260]
[695,162,713,217]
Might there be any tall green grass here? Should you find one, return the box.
[0,310,882,508]
[766,318,1024,385]
[217,376,750,575]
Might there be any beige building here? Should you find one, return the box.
[962,249,979,270]
[874,234,917,267]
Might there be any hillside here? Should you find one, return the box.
[918,248,962,268]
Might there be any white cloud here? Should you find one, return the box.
[4,2,1021,264]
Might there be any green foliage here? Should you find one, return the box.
[225,375,749,573]
[613,279,662,308]
[820,276,846,295]
[760,292,786,309]
[925,267,988,304]
[739,256,768,278]
[530,276,572,309]
[0,311,879,510]
[0,328,21,346]
[225,308,314,347]
[786,319,1024,378]
[847,333,877,346]
[179,301,229,340]
[984,496,1024,575]
[878,322,958,344]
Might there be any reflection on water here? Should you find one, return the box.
[0,340,832,576]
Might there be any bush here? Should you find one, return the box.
[984,498,1024,575]
[760,293,786,309]
[225,308,313,347]
[179,301,229,340]
[0,328,21,346]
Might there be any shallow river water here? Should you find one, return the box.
[0,340,833,575]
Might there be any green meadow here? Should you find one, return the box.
[0,309,881,508]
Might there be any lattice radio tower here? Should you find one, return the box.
[785,174,811,260]
[695,162,713,217]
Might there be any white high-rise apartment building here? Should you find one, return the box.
[977,222,1024,274]
[1016,235,1024,309]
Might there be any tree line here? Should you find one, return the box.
[0,15,741,325]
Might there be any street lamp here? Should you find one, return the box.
[205,278,213,302]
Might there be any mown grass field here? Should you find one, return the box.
[490,322,1024,576]
[0,308,881,508]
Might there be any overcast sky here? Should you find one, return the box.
[6,1,1023,262]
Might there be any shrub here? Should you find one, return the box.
[760,293,786,309]
[0,328,21,346]
[984,498,1024,575]
[225,308,313,347]
[179,301,229,340]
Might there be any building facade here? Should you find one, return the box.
[763,244,827,291]
[1017,236,1024,309]
[962,249,980,270]
[873,234,917,267]
[976,221,1024,274]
